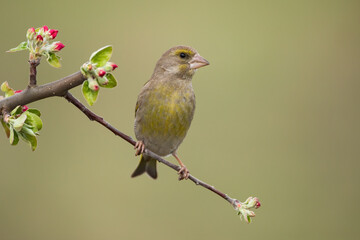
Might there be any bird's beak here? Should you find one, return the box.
[189,54,210,69]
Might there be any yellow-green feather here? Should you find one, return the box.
[141,84,193,138]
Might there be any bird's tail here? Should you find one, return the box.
[131,154,157,179]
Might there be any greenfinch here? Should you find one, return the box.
[132,46,209,180]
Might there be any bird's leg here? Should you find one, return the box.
[134,141,145,156]
[172,153,189,180]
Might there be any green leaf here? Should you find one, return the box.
[82,80,99,106]
[1,119,10,138]
[12,113,27,132]
[247,215,251,223]
[21,125,36,137]
[90,45,112,67]
[9,125,19,145]
[27,108,41,117]
[100,73,117,88]
[7,41,28,53]
[46,52,61,68]
[19,127,37,151]
[24,111,43,132]
[10,106,23,116]
[1,81,15,97]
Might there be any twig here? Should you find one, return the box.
[63,92,135,146]
[29,59,40,87]
[63,91,239,208]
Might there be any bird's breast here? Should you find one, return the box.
[135,82,195,155]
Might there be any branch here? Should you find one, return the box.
[0,71,85,114]
[1,71,261,222]
[63,92,238,206]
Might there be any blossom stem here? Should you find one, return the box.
[29,59,40,87]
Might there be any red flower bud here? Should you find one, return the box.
[14,90,23,94]
[54,42,65,51]
[41,25,49,32]
[103,62,118,72]
[48,29,58,39]
[97,69,106,77]
[111,63,118,70]
[22,105,29,112]
[36,35,43,42]
[253,197,261,209]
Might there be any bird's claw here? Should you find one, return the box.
[134,141,145,156]
[178,166,189,180]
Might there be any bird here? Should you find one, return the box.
[131,45,209,180]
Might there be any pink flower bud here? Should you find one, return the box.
[22,105,29,112]
[103,62,118,72]
[88,79,100,91]
[26,27,36,39]
[253,197,261,209]
[36,35,43,42]
[48,42,65,52]
[110,63,118,70]
[48,29,58,39]
[28,27,35,34]
[41,25,49,32]
[14,90,23,94]
[97,69,106,77]
[54,42,65,51]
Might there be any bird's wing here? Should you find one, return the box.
[135,100,140,117]
[135,80,152,117]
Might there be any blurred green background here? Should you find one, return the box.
[1,0,359,239]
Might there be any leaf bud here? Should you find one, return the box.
[97,76,109,86]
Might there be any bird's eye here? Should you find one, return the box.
[179,52,187,59]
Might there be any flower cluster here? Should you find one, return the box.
[26,25,65,59]
[1,82,42,151]
[81,62,118,91]
[79,45,118,106]
[8,25,65,68]
[234,197,261,223]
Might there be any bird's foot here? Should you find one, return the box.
[178,165,190,180]
[134,141,145,156]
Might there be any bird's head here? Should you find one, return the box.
[153,46,209,79]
